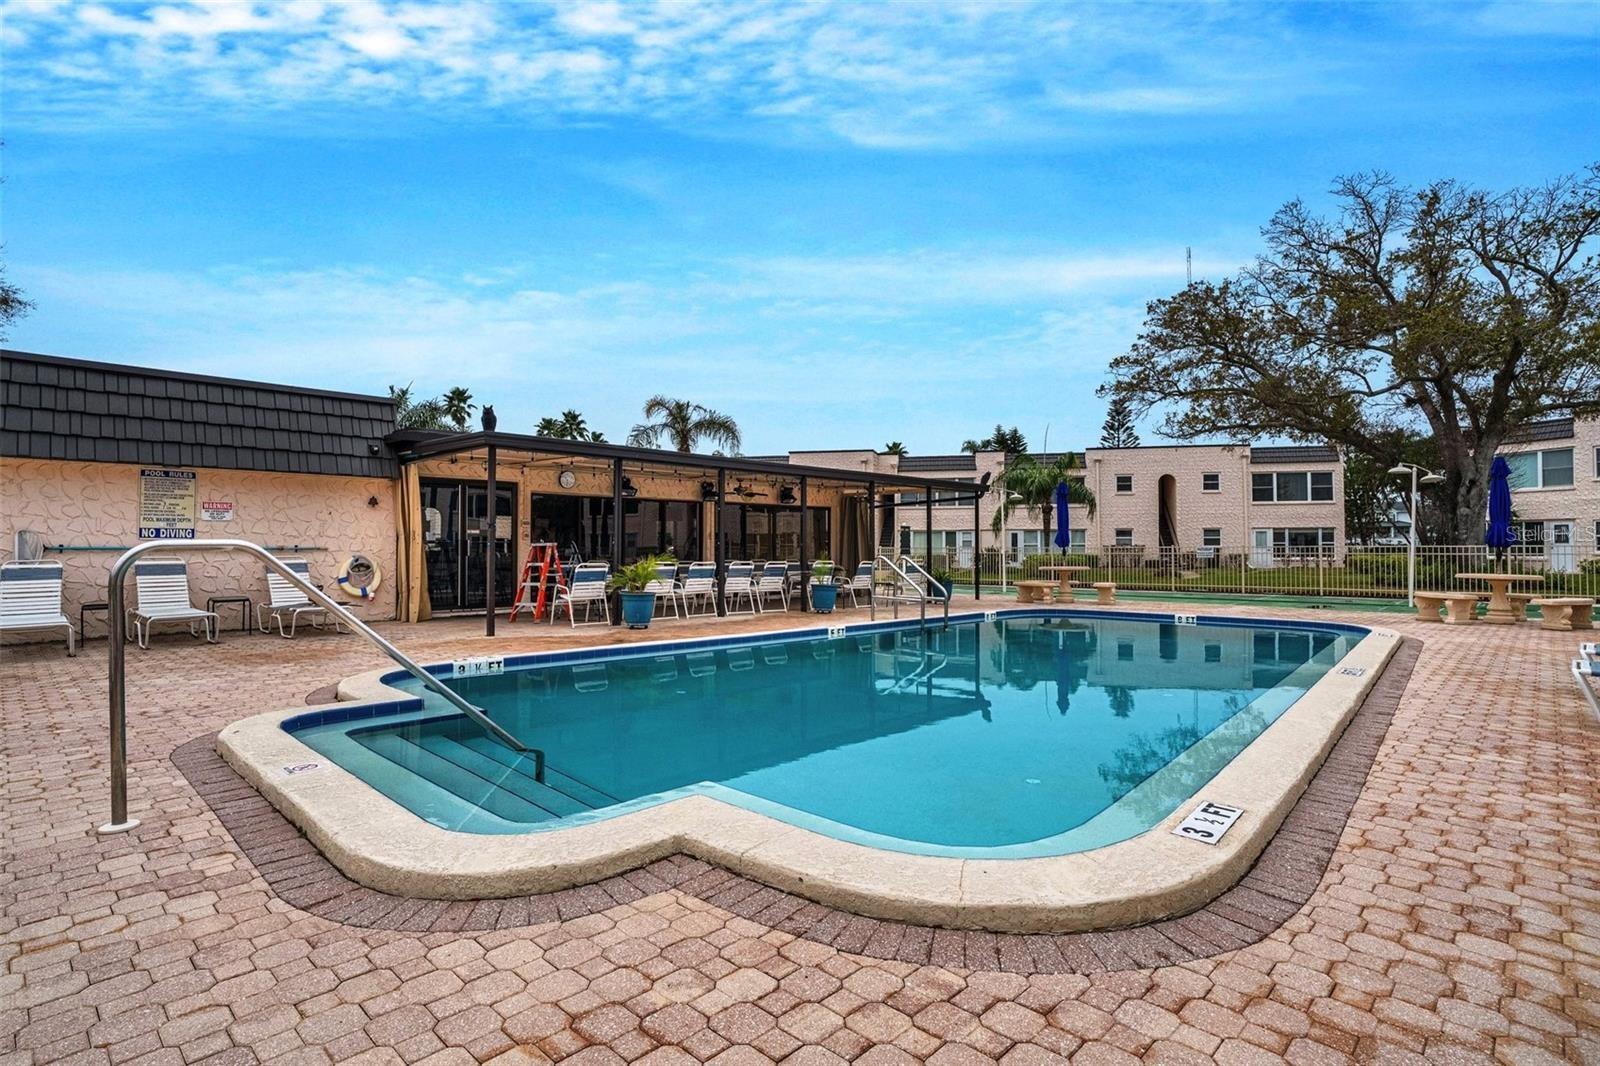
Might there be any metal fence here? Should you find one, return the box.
[930,543,1600,601]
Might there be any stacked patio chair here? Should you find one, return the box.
[680,563,717,617]
[1575,643,1600,721]
[130,560,218,649]
[723,562,758,615]
[257,558,345,639]
[646,562,682,620]
[755,561,790,611]
[551,563,611,626]
[840,561,874,608]
[0,560,76,655]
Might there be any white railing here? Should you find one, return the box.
[936,542,1599,601]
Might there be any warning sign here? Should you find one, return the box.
[139,469,197,539]
[201,500,234,522]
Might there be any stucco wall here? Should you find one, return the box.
[0,458,397,644]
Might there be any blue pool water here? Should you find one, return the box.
[287,612,1362,857]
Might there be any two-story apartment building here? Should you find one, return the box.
[784,442,1347,564]
[1496,415,1600,571]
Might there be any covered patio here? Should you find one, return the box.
[387,430,990,632]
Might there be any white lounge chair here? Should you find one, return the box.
[840,562,873,608]
[1575,644,1600,721]
[755,561,790,611]
[680,562,717,617]
[0,561,76,655]
[257,558,343,639]
[551,563,610,626]
[646,562,682,620]
[724,562,757,615]
[130,560,218,649]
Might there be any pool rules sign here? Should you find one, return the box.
[138,469,197,539]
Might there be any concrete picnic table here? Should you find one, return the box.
[1038,565,1092,593]
[1455,572,1544,625]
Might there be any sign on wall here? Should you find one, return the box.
[201,500,234,522]
[138,469,197,539]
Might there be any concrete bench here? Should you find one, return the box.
[1531,598,1596,632]
[1015,581,1057,604]
[1472,591,1541,621]
[1415,591,1481,625]
[1092,582,1117,605]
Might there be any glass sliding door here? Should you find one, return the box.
[421,478,516,612]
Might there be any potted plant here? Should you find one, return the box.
[928,567,954,600]
[610,556,668,629]
[809,557,839,613]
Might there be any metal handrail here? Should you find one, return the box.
[895,555,951,629]
[99,538,531,835]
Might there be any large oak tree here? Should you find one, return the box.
[1104,167,1600,540]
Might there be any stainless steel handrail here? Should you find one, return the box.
[895,555,951,629]
[100,538,530,835]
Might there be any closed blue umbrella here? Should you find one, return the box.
[1053,481,1071,551]
[1485,456,1516,567]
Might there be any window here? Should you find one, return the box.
[1114,528,1134,546]
[1594,520,1599,552]
[1594,446,1600,479]
[1507,448,1574,490]
[1202,528,1222,548]
[1115,475,1133,493]
[1252,470,1334,502]
[1271,527,1336,553]
[910,530,975,563]
[1202,472,1220,492]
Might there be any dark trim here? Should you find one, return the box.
[1,348,395,405]
[391,431,987,495]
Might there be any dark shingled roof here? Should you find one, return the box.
[1,349,398,478]
[898,454,977,472]
[1503,417,1575,444]
[1249,445,1340,465]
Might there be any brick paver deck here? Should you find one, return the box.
[4,601,1598,1065]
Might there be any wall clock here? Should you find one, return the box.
[559,470,577,489]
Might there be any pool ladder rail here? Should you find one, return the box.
[870,554,950,630]
[99,538,539,835]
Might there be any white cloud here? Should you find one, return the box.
[7,0,1350,146]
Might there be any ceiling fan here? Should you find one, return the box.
[727,482,770,499]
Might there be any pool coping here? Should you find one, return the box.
[215,607,1402,934]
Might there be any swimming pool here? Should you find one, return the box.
[284,611,1363,859]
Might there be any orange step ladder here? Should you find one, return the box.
[509,542,567,622]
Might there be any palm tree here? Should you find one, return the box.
[536,410,606,442]
[627,396,741,453]
[990,453,1096,552]
[388,384,453,431]
[441,387,475,431]
[883,441,908,455]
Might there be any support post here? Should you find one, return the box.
[924,496,933,574]
[611,458,624,625]
[867,480,876,556]
[973,493,982,601]
[798,476,810,612]
[485,443,497,637]
[715,468,727,616]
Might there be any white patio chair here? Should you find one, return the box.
[257,558,344,639]
[550,563,611,626]
[755,561,790,611]
[0,561,76,655]
[646,562,682,620]
[1575,644,1600,721]
[130,560,218,649]
[840,562,874,608]
[723,562,758,615]
[680,562,718,617]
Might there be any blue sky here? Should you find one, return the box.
[5,1,1597,455]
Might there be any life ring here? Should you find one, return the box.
[336,554,382,600]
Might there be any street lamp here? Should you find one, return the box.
[1388,463,1446,606]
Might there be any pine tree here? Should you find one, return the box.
[1100,394,1141,449]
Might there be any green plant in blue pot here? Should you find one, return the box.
[929,567,954,600]
[809,557,839,613]
[610,555,668,629]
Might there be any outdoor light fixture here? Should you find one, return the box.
[367,496,380,508]
[778,486,797,504]
[620,476,639,498]
[700,481,719,501]
[1388,463,1446,606]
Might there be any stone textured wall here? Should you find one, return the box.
[0,458,396,643]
